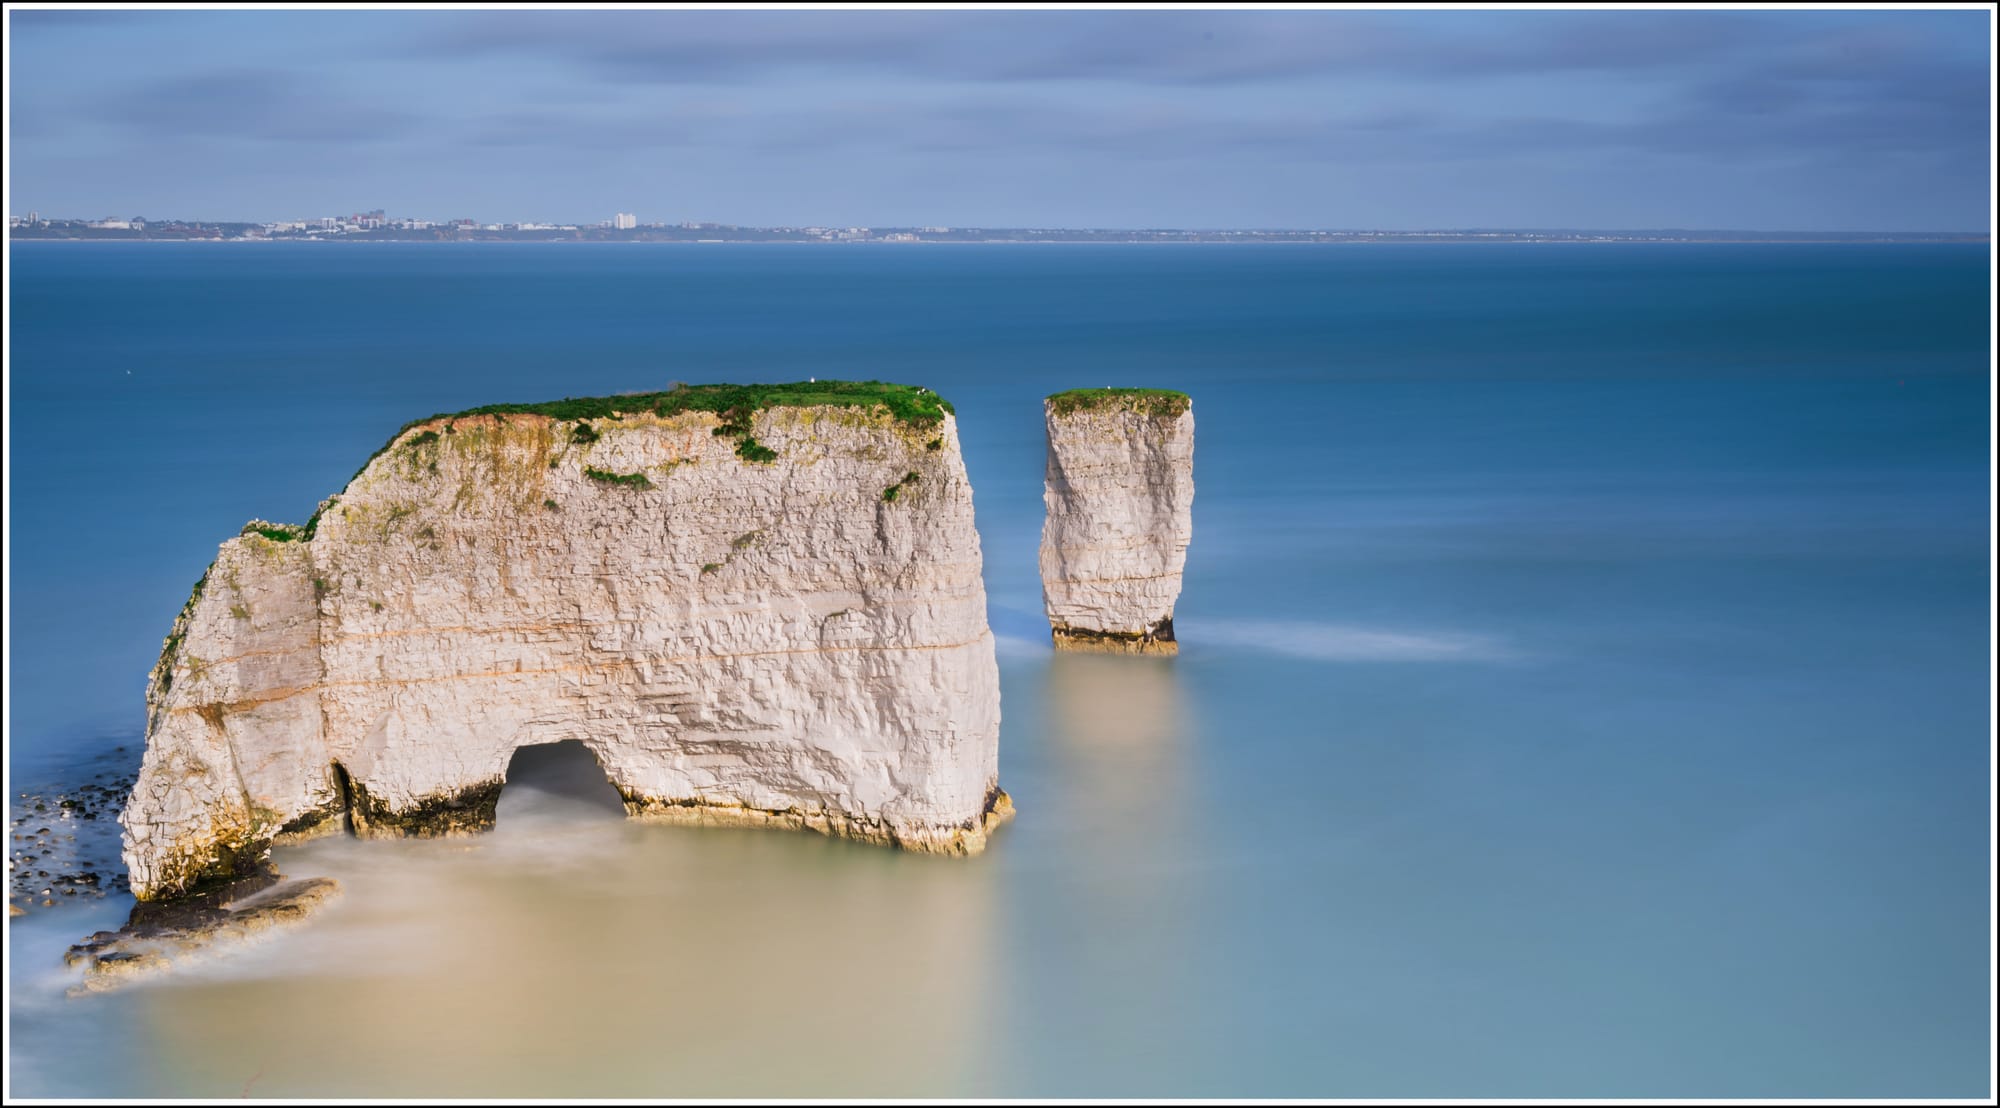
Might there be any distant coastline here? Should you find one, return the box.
[7,223,1986,246]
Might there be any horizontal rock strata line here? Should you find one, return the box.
[160,635,995,706]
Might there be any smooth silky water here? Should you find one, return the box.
[6,243,1991,1097]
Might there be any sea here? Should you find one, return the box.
[5,242,1992,1098]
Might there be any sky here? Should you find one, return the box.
[4,6,1992,230]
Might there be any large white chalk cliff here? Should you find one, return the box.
[122,383,1010,902]
[1039,389,1195,653]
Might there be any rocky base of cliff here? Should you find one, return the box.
[624,787,1016,856]
[1051,618,1179,655]
[64,874,342,995]
[346,773,505,840]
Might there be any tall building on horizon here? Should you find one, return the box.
[613,212,637,230]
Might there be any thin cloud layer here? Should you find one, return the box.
[406,10,1779,86]
[101,70,417,144]
[7,8,1988,229]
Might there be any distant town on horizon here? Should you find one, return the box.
[6,211,1986,245]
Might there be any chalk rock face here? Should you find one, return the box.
[123,399,1008,901]
[1039,392,1195,653]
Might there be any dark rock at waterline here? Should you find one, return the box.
[65,876,343,994]
[123,867,282,935]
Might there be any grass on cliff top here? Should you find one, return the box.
[408,379,950,438]
[242,521,307,543]
[348,380,952,483]
[1046,387,1191,419]
[250,382,951,546]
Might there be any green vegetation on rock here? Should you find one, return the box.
[242,521,307,544]
[882,471,922,502]
[584,467,654,489]
[262,382,951,552]
[301,497,337,541]
[1046,387,1191,419]
[152,566,212,698]
[734,437,779,464]
[370,380,947,470]
[383,379,948,455]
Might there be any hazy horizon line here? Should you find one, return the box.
[10,218,1989,237]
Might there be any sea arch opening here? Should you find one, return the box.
[495,740,628,828]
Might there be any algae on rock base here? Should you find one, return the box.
[619,786,1016,856]
[341,767,504,839]
[1051,617,1179,655]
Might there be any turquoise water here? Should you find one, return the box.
[6,243,1992,1097]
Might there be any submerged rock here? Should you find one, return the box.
[123,383,1008,903]
[1039,389,1195,654]
[65,876,342,994]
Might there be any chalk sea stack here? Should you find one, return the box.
[122,382,1010,903]
[1038,389,1195,654]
